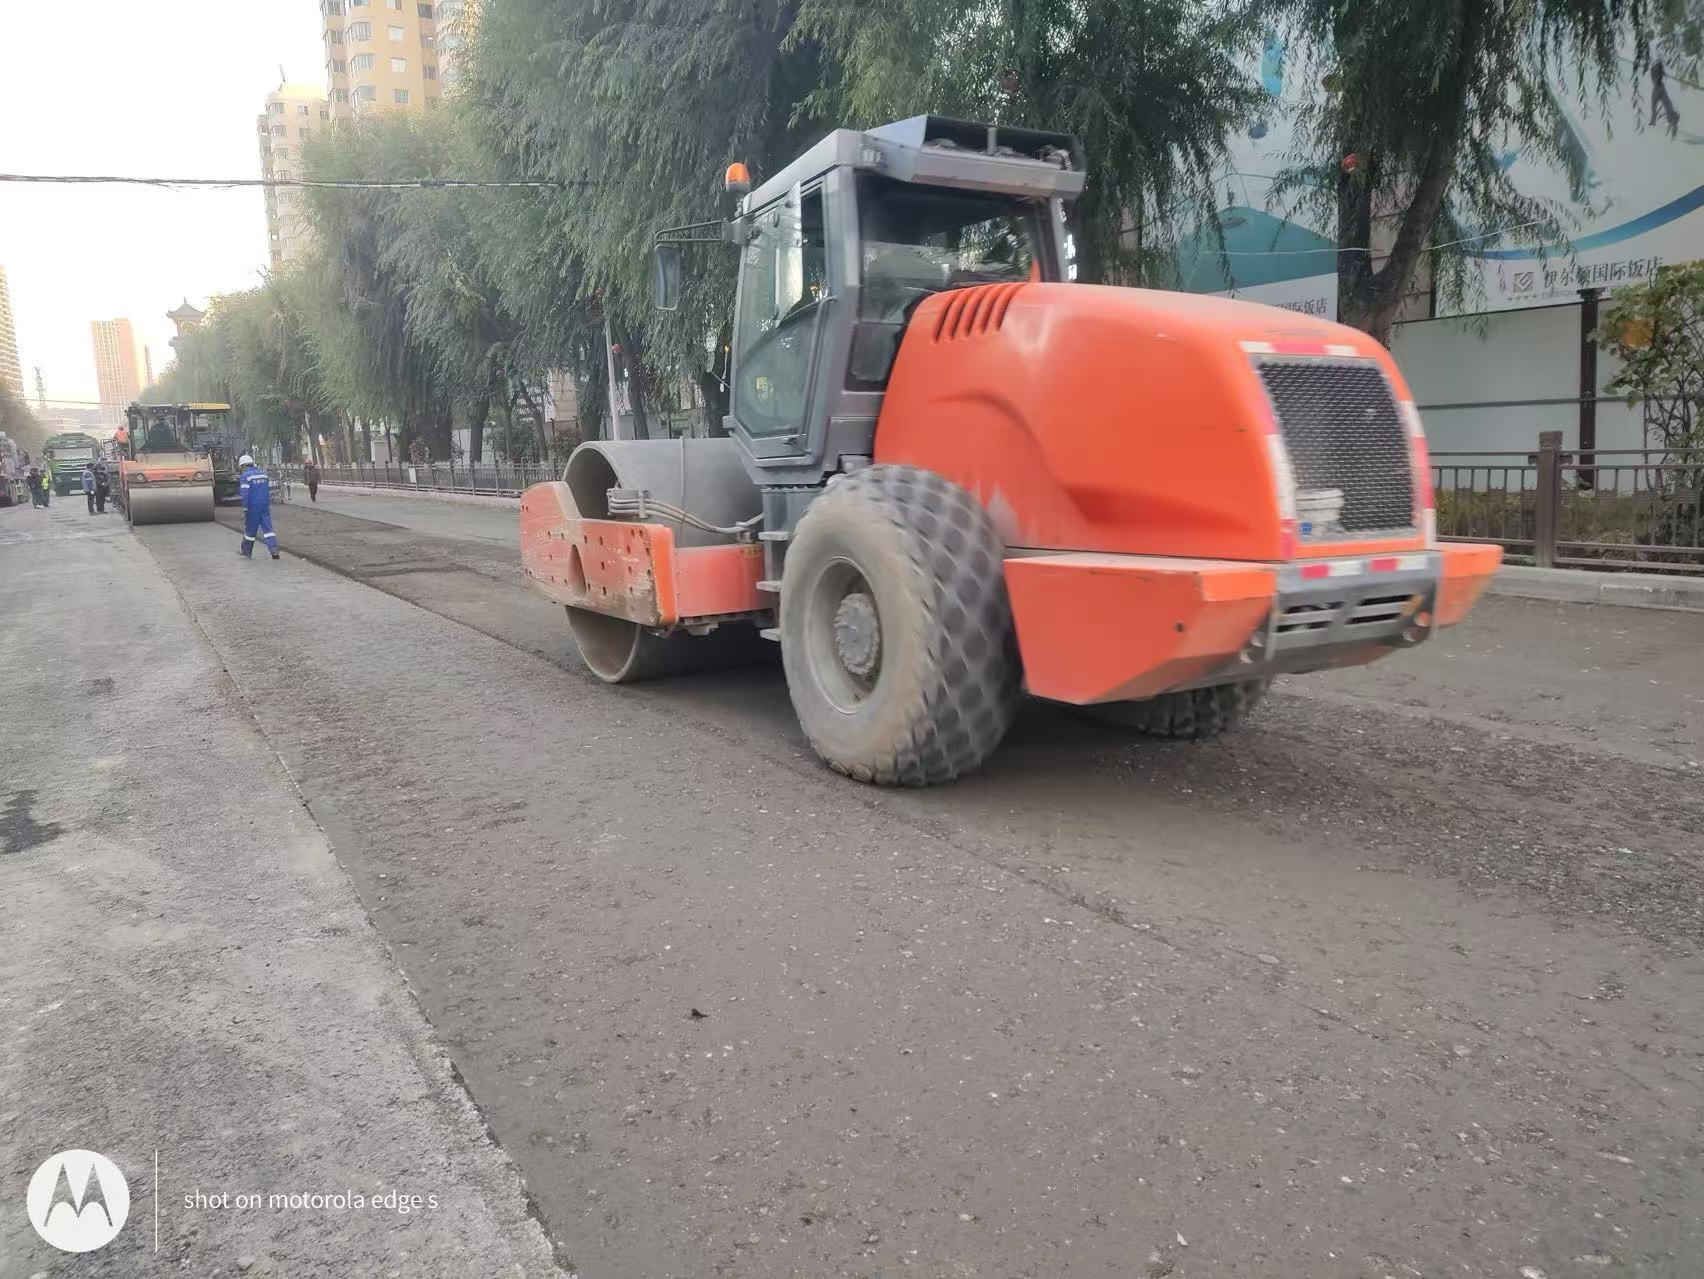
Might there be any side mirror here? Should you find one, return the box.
[652,243,681,312]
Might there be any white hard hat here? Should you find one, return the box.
[238,454,255,468]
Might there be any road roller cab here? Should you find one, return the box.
[119,403,225,525]
[519,115,1502,784]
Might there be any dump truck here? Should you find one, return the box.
[118,403,223,525]
[518,115,1502,785]
[42,432,103,496]
[0,432,28,506]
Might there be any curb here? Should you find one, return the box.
[1489,565,1704,614]
[316,482,524,509]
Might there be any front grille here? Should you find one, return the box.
[1258,360,1414,540]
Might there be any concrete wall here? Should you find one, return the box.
[1388,302,1644,458]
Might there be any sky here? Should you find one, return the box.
[0,1,324,411]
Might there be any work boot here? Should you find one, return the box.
[270,551,280,560]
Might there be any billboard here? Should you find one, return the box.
[1445,59,1704,315]
[1174,32,1338,318]
[1176,36,1702,319]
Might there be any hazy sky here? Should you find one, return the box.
[0,2,324,409]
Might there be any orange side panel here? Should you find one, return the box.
[1005,553,1276,704]
[520,481,765,626]
[1434,541,1503,627]
[673,543,767,618]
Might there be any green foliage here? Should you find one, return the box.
[1253,0,1660,340]
[1,380,49,457]
[1597,259,1704,451]
[794,0,1261,282]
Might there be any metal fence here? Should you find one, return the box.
[1433,433,1704,573]
[280,460,562,497]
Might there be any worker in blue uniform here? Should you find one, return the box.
[237,454,280,559]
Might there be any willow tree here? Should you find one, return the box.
[1254,0,1663,341]
[301,118,460,458]
[465,0,832,429]
[794,0,1259,284]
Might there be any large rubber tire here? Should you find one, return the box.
[1082,680,1269,740]
[780,465,1021,785]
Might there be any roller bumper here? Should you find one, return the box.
[520,481,767,628]
[1006,542,1501,705]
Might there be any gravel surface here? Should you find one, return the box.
[141,494,1704,1276]
[0,500,560,1278]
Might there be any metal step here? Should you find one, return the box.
[756,579,782,593]
[758,529,790,543]
[759,627,781,643]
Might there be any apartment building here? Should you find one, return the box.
[0,264,21,395]
[321,0,449,120]
[90,319,147,427]
[259,83,331,268]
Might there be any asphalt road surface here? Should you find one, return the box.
[58,489,1704,1275]
[0,499,557,1277]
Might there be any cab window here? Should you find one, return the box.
[850,176,1040,389]
[732,187,827,438]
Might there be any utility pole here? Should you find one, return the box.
[603,314,633,441]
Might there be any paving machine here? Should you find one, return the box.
[118,403,225,525]
[519,116,1502,785]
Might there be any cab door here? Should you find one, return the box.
[726,182,834,461]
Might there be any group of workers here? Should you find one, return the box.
[22,461,112,513]
[16,451,292,562]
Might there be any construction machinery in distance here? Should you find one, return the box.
[41,432,103,496]
[0,432,29,506]
[519,115,1502,786]
[117,403,235,525]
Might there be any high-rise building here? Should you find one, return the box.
[259,83,330,268]
[0,264,22,395]
[321,0,449,121]
[90,319,147,426]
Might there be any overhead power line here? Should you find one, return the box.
[0,173,1562,260]
[0,173,582,191]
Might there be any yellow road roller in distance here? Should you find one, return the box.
[119,402,227,525]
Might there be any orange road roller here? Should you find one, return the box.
[521,116,1501,785]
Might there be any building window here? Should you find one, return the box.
[418,2,433,14]
[269,101,285,114]
[393,88,410,103]
[330,59,346,75]
[270,125,286,136]
[297,104,310,116]
[322,0,344,14]
[351,52,374,71]
[420,32,435,47]
[422,64,437,79]
[347,20,371,39]
[388,23,404,41]
[390,56,407,72]
[388,0,403,9]
[326,30,343,45]
[332,88,349,103]
[354,85,377,102]
[349,0,367,5]
[320,107,331,119]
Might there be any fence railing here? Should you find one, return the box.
[281,460,562,497]
[1433,433,1704,573]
